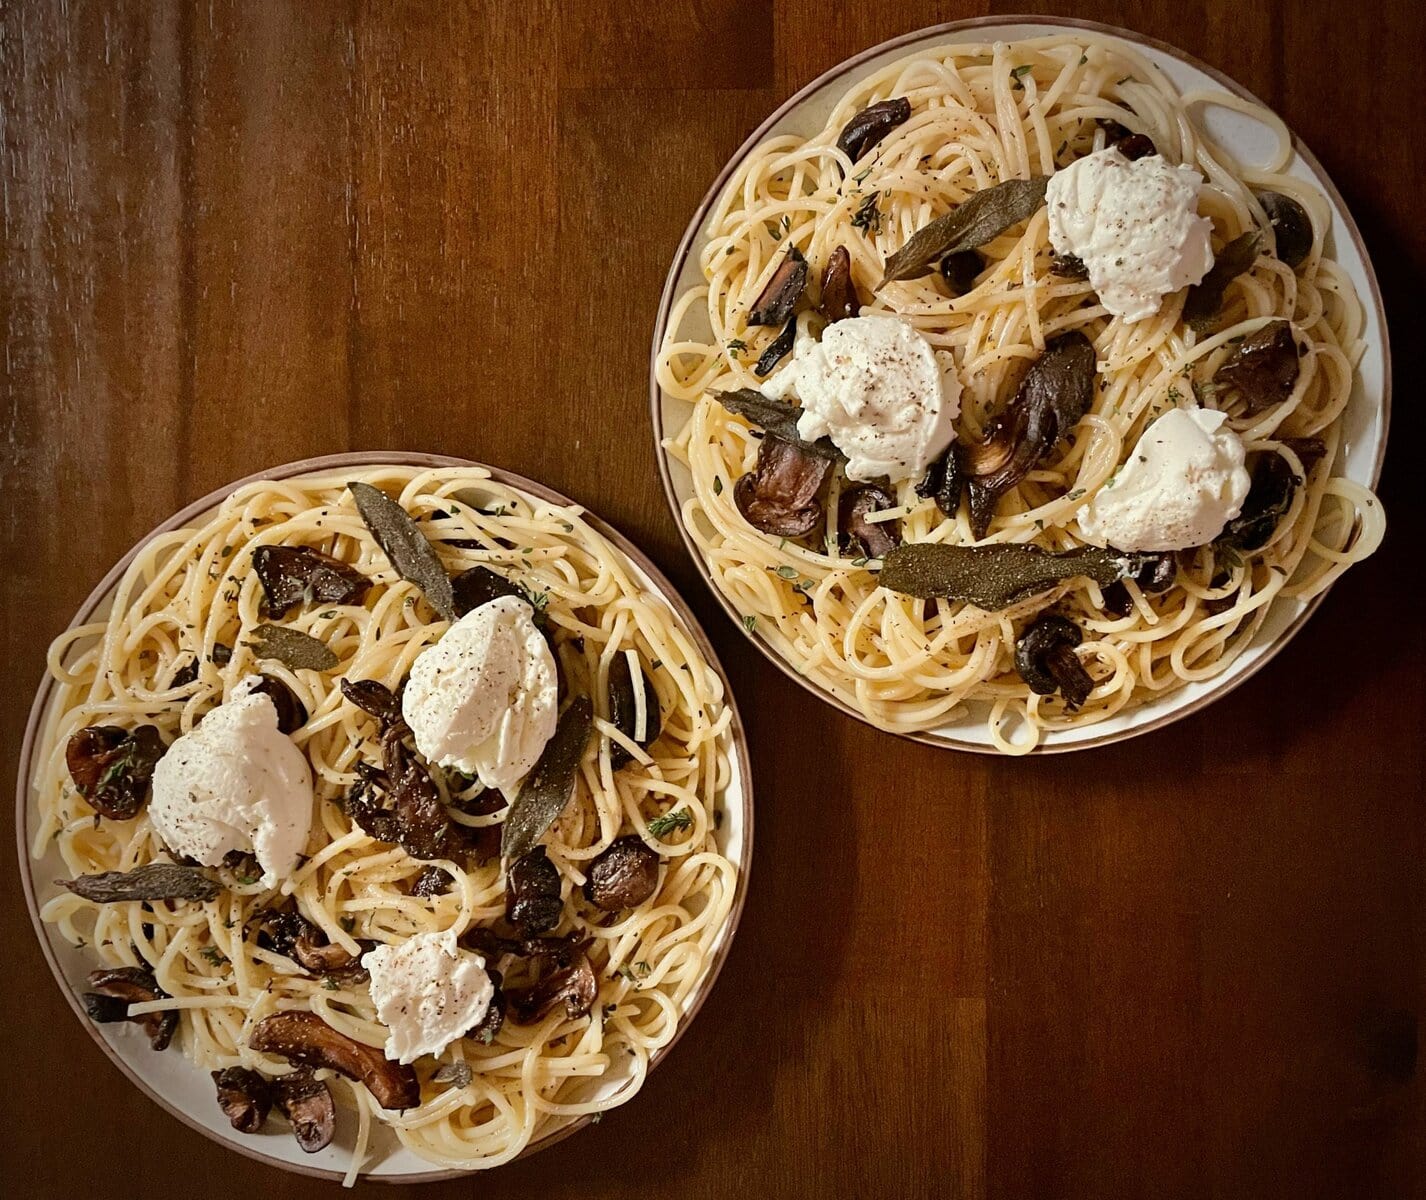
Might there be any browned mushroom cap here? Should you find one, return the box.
[819,246,861,323]
[1096,118,1156,160]
[451,565,525,619]
[939,250,983,297]
[583,836,660,912]
[1100,553,1176,618]
[1015,615,1093,709]
[734,437,834,538]
[961,331,1097,539]
[607,653,662,770]
[465,967,506,1044]
[250,1011,420,1110]
[274,1068,336,1153]
[506,846,564,936]
[748,247,808,327]
[211,1067,273,1134]
[247,674,308,735]
[65,725,166,821]
[506,949,598,1025]
[1257,191,1313,268]
[839,484,901,558]
[340,677,403,727]
[411,865,452,897]
[252,545,371,618]
[1215,320,1301,413]
[836,97,912,162]
[83,967,177,1051]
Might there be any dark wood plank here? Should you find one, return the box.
[2,2,1421,1199]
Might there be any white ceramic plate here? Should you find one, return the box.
[649,17,1390,753]
[16,452,753,1183]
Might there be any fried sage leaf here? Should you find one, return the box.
[880,176,1050,286]
[712,389,843,461]
[1183,231,1261,332]
[879,542,1129,610]
[246,624,338,672]
[61,862,221,903]
[501,696,593,861]
[836,97,912,162]
[349,481,457,622]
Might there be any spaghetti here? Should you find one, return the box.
[31,465,739,1179]
[657,34,1384,752]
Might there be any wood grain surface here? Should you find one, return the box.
[2,3,1421,1198]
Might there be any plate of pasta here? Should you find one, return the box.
[17,452,750,1183]
[652,17,1389,754]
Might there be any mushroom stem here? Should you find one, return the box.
[1043,643,1094,709]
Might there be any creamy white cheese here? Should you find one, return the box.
[362,930,494,1066]
[762,314,959,483]
[150,675,314,887]
[402,595,557,792]
[1077,407,1250,551]
[1047,148,1214,322]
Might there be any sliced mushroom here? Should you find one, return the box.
[83,967,177,1051]
[506,846,564,936]
[1015,615,1094,709]
[1214,320,1301,413]
[1217,450,1309,553]
[1100,552,1176,617]
[840,484,901,558]
[465,968,506,1044]
[748,247,808,327]
[939,250,982,297]
[734,436,834,538]
[1049,252,1090,280]
[607,653,662,769]
[505,948,598,1025]
[251,545,371,618]
[451,565,524,619]
[248,674,308,735]
[1096,118,1156,160]
[411,865,452,898]
[584,836,660,912]
[836,96,911,162]
[339,677,403,727]
[1257,191,1313,268]
[958,330,1098,538]
[65,725,166,821]
[754,314,798,377]
[250,1011,420,1110]
[274,1067,337,1153]
[212,1067,274,1134]
[819,246,860,323]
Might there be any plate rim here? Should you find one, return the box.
[14,450,756,1184]
[646,13,1393,755]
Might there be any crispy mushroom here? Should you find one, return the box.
[451,564,525,618]
[1257,191,1313,268]
[607,653,662,769]
[248,674,308,735]
[839,483,901,558]
[939,250,982,297]
[957,330,1097,538]
[505,948,598,1025]
[252,545,371,618]
[1216,443,1324,554]
[274,1068,337,1153]
[506,846,564,936]
[249,907,363,977]
[465,968,506,1044]
[411,865,453,897]
[250,1011,420,1110]
[819,246,861,323]
[212,1067,274,1134]
[83,967,178,1051]
[1096,118,1156,160]
[65,725,166,821]
[1100,552,1177,618]
[1049,251,1090,280]
[836,97,911,162]
[584,836,661,912]
[1015,615,1094,709]
[734,436,834,538]
[748,247,808,327]
[1214,320,1301,413]
[340,677,403,727]
[754,315,798,377]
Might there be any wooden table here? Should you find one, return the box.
[3,3,1421,1197]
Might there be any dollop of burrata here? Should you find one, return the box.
[150,675,314,887]
[402,595,557,791]
[1077,407,1251,551]
[1047,148,1214,322]
[762,314,959,483]
[362,930,494,1065]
